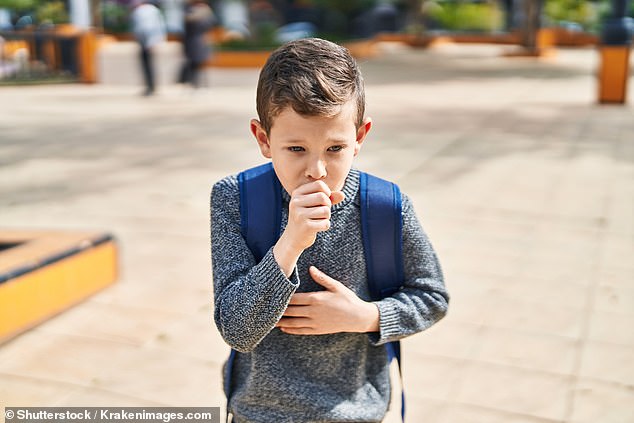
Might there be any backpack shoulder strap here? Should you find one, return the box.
[359,171,406,422]
[359,172,403,300]
[237,162,282,263]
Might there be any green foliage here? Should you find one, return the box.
[428,1,504,32]
[218,39,282,51]
[312,0,377,15]
[0,0,70,26]
[35,0,68,24]
[544,0,600,30]
[0,0,39,12]
[219,18,281,51]
[102,0,130,33]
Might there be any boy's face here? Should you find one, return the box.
[251,100,372,195]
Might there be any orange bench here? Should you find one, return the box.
[0,230,118,343]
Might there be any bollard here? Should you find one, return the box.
[78,29,97,83]
[597,0,632,104]
[598,46,630,103]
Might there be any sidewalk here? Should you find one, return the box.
[0,42,633,423]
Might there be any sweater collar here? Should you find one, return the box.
[281,168,360,212]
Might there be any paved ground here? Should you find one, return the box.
[1,41,633,423]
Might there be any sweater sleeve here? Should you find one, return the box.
[210,176,300,352]
[370,194,449,345]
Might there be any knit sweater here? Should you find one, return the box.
[210,168,449,423]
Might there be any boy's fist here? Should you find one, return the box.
[329,191,345,206]
[284,180,344,252]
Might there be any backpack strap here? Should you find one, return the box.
[359,171,405,422]
[359,172,403,299]
[237,162,282,262]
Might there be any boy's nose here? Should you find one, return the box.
[306,158,327,180]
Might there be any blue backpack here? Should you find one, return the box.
[226,162,406,421]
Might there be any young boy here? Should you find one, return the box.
[211,38,448,423]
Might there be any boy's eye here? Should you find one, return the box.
[288,146,305,152]
[328,146,344,152]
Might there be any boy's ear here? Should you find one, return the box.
[250,119,272,159]
[354,117,372,156]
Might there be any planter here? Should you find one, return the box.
[0,230,118,344]
[207,49,271,68]
[206,38,378,68]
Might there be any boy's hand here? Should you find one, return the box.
[273,181,344,277]
[284,181,344,252]
[276,266,380,335]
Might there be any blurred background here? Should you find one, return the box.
[1,0,632,84]
[1,1,633,423]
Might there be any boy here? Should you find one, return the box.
[211,38,449,422]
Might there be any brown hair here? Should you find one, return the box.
[255,38,365,134]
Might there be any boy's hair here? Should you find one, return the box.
[256,38,366,134]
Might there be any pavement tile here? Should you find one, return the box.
[35,300,186,347]
[579,341,634,387]
[403,320,480,362]
[447,246,527,280]
[440,290,489,326]
[526,255,597,287]
[0,331,135,388]
[93,346,221,407]
[569,379,634,423]
[440,269,590,316]
[471,327,578,376]
[587,310,634,346]
[402,354,466,402]
[498,276,589,311]
[454,361,570,421]
[144,309,227,366]
[441,403,561,423]
[600,235,634,272]
[597,266,634,292]
[593,283,634,315]
[605,194,634,238]
[102,280,209,317]
[385,396,445,423]
[482,297,584,340]
[0,374,78,406]
[57,388,166,407]
[525,230,602,270]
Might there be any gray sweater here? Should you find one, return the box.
[211,168,449,423]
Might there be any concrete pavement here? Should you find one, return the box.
[0,42,633,423]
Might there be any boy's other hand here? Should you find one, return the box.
[276,266,379,335]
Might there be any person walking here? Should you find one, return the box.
[179,0,215,89]
[131,0,166,96]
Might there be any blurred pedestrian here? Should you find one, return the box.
[179,0,216,89]
[131,0,166,96]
